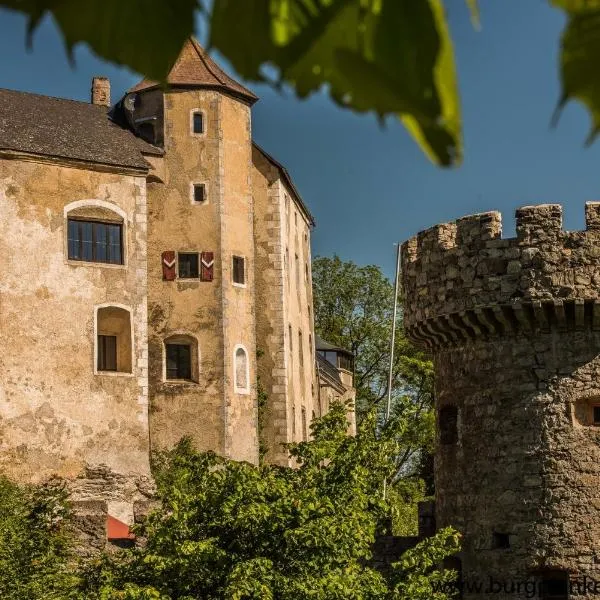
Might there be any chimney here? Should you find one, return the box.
[91,77,111,107]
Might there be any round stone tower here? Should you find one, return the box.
[401,204,600,598]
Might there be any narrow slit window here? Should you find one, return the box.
[593,405,600,425]
[439,405,458,445]
[492,532,510,549]
[301,406,307,441]
[233,256,245,285]
[178,253,199,279]
[166,343,192,380]
[234,346,249,392]
[192,112,204,134]
[97,335,117,372]
[193,184,206,204]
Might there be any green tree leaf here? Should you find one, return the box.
[2,0,197,82]
[552,0,600,143]
[209,0,463,166]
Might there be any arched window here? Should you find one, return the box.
[234,345,249,393]
[65,200,126,266]
[164,334,199,382]
[96,305,132,374]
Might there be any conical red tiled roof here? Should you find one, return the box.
[128,38,258,104]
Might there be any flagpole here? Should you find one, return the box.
[383,243,401,502]
[386,243,401,422]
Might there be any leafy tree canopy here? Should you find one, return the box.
[312,255,434,493]
[2,1,597,167]
[79,404,459,600]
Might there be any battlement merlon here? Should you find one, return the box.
[401,203,600,349]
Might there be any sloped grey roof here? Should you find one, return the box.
[315,335,352,355]
[0,88,160,170]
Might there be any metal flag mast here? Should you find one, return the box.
[383,243,401,501]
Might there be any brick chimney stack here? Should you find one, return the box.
[91,77,111,107]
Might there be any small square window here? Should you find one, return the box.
[98,335,117,372]
[492,532,510,549]
[178,253,199,278]
[192,112,204,134]
[233,256,245,285]
[193,184,206,204]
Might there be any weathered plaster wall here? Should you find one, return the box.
[252,148,318,464]
[401,203,600,599]
[0,158,150,509]
[146,89,257,464]
[219,95,258,463]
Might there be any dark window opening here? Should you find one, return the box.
[538,571,569,600]
[68,219,123,265]
[492,532,510,549]
[193,184,206,204]
[338,353,353,372]
[98,335,117,372]
[439,405,458,445]
[593,405,600,425]
[166,344,192,380]
[233,256,245,285]
[137,122,155,145]
[192,112,204,134]
[178,253,199,278]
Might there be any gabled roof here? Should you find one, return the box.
[252,142,315,227]
[128,37,258,105]
[0,88,158,171]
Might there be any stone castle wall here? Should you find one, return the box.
[402,204,600,599]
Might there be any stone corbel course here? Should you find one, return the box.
[401,203,600,349]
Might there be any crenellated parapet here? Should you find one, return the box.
[401,203,600,348]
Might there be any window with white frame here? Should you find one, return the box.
[234,345,249,393]
[232,255,246,286]
[96,306,132,374]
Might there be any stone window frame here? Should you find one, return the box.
[232,255,247,288]
[162,332,201,384]
[64,200,128,270]
[439,404,459,445]
[572,392,600,428]
[233,343,250,395]
[93,303,135,378]
[189,108,207,137]
[190,181,209,206]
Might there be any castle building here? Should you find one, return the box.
[0,38,354,532]
[402,204,600,599]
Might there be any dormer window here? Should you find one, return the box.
[192,111,204,134]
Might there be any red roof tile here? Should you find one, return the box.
[129,38,258,105]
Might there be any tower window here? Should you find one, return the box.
[166,343,192,380]
[233,256,245,285]
[68,219,123,265]
[492,532,510,549]
[192,111,204,134]
[178,253,199,278]
[234,346,249,393]
[193,183,206,204]
[594,405,600,425]
[439,405,458,445]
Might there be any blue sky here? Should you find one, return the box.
[1,2,598,277]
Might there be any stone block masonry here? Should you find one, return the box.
[401,203,600,599]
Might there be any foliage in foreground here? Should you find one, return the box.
[3,1,599,168]
[80,403,459,599]
[0,476,77,599]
